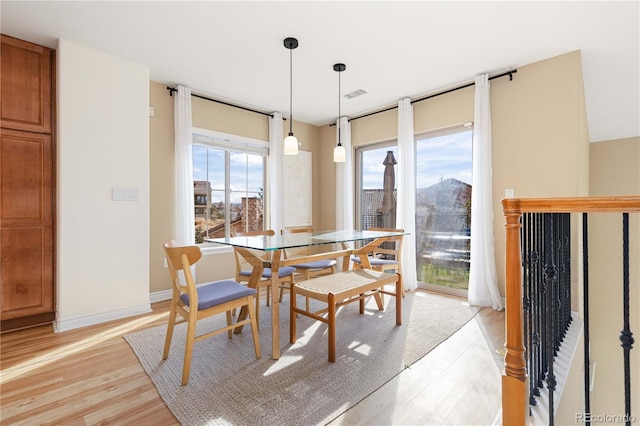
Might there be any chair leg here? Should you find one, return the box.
[290,282,297,344]
[226,310,233,339]
[373,292,384,310]
[162,302,177,360]
[182,316,197,386]
[305,270,311,311]
[255,286,261,331]
[246,295,261,359]
[265,282,270,306]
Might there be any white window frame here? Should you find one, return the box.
[354,139,398,231]
[191,128,269,249]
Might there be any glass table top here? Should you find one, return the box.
[205,229,406,251]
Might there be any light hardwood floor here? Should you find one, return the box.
[0,292,505,426]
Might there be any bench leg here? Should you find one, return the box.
[328,293,336,362]
[290,282,297,344]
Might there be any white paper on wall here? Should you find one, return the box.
[283,150,312,227]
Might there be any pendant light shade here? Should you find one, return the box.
[284,37,299,155]
[333,63,346,163]
[284,134,298,155]
[333,143,346,162]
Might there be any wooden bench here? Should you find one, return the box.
[289,269,401,362]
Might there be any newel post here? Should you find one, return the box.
[502,201,529,425]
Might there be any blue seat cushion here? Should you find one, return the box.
[180,280,257,311]
[291,259,337,270]
[351,255,399,266]
[238,266,297,279]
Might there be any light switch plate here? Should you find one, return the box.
[112,187,139,201]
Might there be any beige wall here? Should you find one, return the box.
[589,136,640,418]
[492,50,590,306]
[57,40,151,330]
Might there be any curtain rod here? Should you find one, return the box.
[166,86,277,119]
[334,69,517,125]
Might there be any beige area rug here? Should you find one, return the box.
[124,290,479,426]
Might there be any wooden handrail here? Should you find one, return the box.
[501,196,640,425]
[503,196,640,214]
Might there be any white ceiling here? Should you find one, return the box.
[2,1,638,142]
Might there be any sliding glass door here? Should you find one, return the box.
[415,127,473,296]
[355,126,472,296]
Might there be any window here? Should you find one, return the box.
[192,131,268,243]
[355,142,398,230]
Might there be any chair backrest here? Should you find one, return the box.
[233,229,276,237]
[365,227,404,261]
[281,226,313,235]
[281,226,314,257]
[163,240,201,302]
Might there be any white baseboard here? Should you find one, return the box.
[150,289,172,303]
[53,302,151,333]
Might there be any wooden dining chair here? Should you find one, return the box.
[351,227,405,298]
[232,229,296,323]
[162,240,260,386]
[280,226,338,280]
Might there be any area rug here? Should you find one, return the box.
[124,291,479,426]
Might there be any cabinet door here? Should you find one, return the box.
[1,35,53,134]
[1,128,54,322]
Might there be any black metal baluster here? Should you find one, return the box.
[534,213,544,394]
[549,213,562,356]
[582,213,591,425]
[564,213,572,333]
[620,213,634,426]
[522,214,533,406]
[544,213,557,425]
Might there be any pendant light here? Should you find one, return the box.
[333,63,346,163]
[283,37,299,155]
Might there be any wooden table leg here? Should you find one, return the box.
[270,249,282,359]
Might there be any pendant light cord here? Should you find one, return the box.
[338,66,342,146]
[338,65,342,146]
[289,47,293,135]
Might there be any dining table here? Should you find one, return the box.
[206,229,407,359]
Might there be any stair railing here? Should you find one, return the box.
[501,196,640,425]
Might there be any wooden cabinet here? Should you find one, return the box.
[1,34,56,330]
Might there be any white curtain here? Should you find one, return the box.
[174,85,195,245]
[269,112,284,233]
[396,98,418,291]
[335,116,354,232]
[468,74,504,310]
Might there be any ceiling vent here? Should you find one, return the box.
[344,89,367,100]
